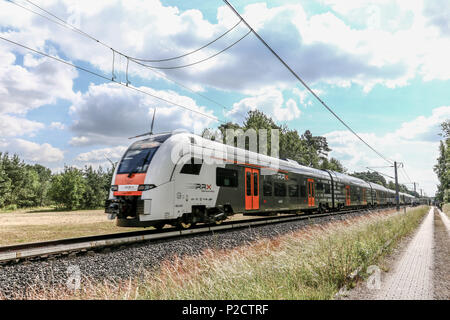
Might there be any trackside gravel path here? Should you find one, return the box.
[341,207,450,300]
[375,207,434,300]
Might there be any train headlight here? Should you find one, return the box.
[138,184,156,191]
[111,185,118,191]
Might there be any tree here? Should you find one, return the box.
[351,171,387,186]
[82,166,111,209]
[49,166,86,210]
[30,164,52,207]
[0,154,12,208]
[16,168,40,208]
[320,157,347,173]
[440,120,450,138]
[204,110,340,171]
[434,135,449,203]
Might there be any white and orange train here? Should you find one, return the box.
[105,132,416,228]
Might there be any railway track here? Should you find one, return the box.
[0,207,402,265]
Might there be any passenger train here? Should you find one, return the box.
[105,132,416,229]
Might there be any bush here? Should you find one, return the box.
[49,167,86,210]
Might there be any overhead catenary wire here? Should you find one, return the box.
[0,36,221,123]
[129,30,252,70]
[366,166,412,191]
[20,0,247,66]
[401,165,413,184]
[131,18,243,62]
[139,66,233,111]
[7,0,242,115]
[222,0,394,166]
[19,0,103,43]
[8,0,82,33]
[365,167,395,180]
[7,0,412,179]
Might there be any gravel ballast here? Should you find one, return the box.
[0,209,390,298]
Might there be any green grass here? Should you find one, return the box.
[17,206,428,300]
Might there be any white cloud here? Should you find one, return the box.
[423,0,450,37]
[0,114,44,137]
[226,89,301,122]
[75,146,127,162]
[292,87,324,107]
[0,138,64,163]
[0,51,77,115]
[325,106,449,196]
[68,83,217,146]
[393,106,450,142]
[0,0,428,94]
[49,122,66,130]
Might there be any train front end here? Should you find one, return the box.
[105,133,173,227]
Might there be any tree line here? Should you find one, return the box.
[434,120,449,204]
[0,153,112,211]
[204,110,347,173]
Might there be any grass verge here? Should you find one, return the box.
[8,206,429,300]
[443,203,450,217]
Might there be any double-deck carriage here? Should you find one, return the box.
[105,132,415,228]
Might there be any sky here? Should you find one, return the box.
[0,0,449,197]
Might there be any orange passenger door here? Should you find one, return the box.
[245,168,259,210]
[345,186,351,206]
[307,179,315,207]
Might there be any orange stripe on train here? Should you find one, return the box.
[113,173,146,196]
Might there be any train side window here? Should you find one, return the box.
[246,172,251,196]
[325,183,331,194]
[253,173,258,196]
[216,168,238,187]
[300,185,307,197]
[263,180,273,196]
[274,182,287,197]
[180,158,202,175]
[288,184,299,197]
[317,183,324,191]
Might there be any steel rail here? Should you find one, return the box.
[0,207,400,264]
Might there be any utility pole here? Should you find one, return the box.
[394,161,400,211]
[414,182,417,193]
[420,189,423,197]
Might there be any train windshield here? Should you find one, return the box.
[117,141,160,174]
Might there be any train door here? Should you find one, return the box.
[345,186,351,206]
[307,179,315,207]
[362,188,366,205]
[245,168,259,210]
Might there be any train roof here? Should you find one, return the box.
[326,171,371,188]
[151,132,416,195]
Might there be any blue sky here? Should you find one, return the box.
[1,0,449,196]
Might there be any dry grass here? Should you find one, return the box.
[0,209,299,246]
[443,203,450,217]
[7,206,429,300]
[0,209,142,246]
